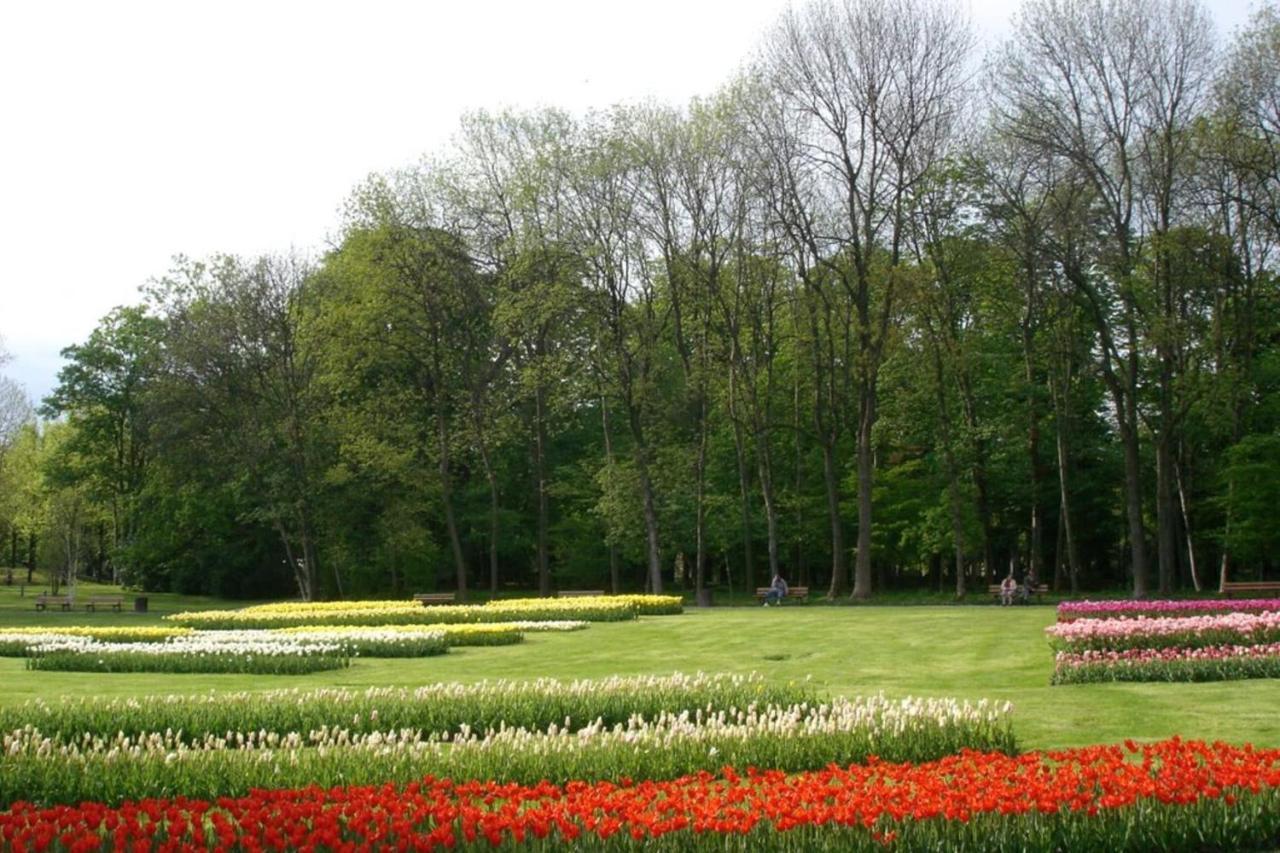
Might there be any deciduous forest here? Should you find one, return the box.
[1,0,1277,601]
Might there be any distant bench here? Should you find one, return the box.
[1222,581,1280,598]
[413,592,458,605]
[754,586,809,603]
[988,583,1049,603]
[86,595,123,612]
[34,595,72,611]
[558,590,605,598]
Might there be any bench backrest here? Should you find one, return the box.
[755,586,807,596]
[413,593,457,604]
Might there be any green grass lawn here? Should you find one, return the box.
[0,570,252,626]
[1,592,1277,751]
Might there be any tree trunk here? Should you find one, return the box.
[1117,404,1148,598]
[1050,363,1081,594]
[929,339,966,599]
[693,389,710,600]
[728,371,757,587]
[485,464,500,597]
[1156,434,1178,595]
[822,439,848,598]
[1219,478,1233,593]
[302,519,327,600]
[1175,454,1200,592]
[793,368,806,587]
[601,393,622,595]
[534,385,551,596]
[1023,326,1044,586]
[1122,304,1150,598]
[275,519,308,602]
[757,434,781,582]
[636,457,663,594]
[852,385,874,599]
[958,376,996,582]
[623,398,663,594]
[437,413,468,600]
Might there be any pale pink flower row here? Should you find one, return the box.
[1055,642,1280,667]
[1045,610,1280,641]
[1057,598,1280,620]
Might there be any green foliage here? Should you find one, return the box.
[1217,433,1280,567]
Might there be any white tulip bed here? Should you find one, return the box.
[0,620,590,674]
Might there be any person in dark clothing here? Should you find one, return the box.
[763,573,789,606]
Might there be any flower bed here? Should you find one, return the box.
[287,623,520,650]
[1057,598,1280,621]
[277,622,570,648]
[2,628,453,660]
[1045,611,1280,653]
[166,598,638,629]
[22,637,351,675]
[0,693,1013,807]
[602,594,683,615]
[204,628,454,657]
[1053,643,1280,684]
[3,738,1277,851]
[0,673,810,746]
[0,627,195,656]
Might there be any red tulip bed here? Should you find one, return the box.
[3,738,1279,851]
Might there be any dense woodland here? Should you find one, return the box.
[1,0,1277,601]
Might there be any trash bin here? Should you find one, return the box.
[134,596,148,613]
[696,588,714,608]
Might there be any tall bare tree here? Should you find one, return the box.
[993,0,1214,596]
[565,111,671,594]
[753,0,974,597]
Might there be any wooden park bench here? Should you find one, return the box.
[1221,581,1280,598]
[413,592,458,605]
[558,590,605,597]
[85,595,124,612]
[754,585,809,603]
[988,583,1049,603]
[34,594,72,611]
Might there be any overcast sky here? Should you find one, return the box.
[0,0,1261,404]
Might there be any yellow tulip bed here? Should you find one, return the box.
[166,595,681,630]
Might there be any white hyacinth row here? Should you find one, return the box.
[2,694,1012,761]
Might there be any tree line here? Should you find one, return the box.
[2,0,1277,601]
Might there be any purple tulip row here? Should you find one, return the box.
[1056,598,1280,621]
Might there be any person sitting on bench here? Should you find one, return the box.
[1016,572,1037,605]
[763,573,789,606]
[999,574,1017,606]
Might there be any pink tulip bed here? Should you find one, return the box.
[1048,603,1280,685]
[1057,599,1280,622]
